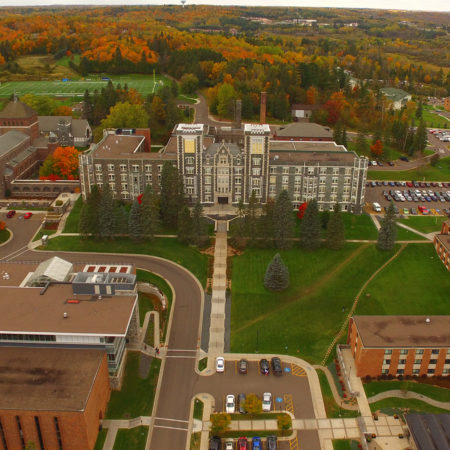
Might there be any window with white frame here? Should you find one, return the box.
[132,165,139,172]
[121,174,127,181]
[235,177,242,185]
[252,178,260,187]
[145,164,152,172]
[186,167,194,175]
[96,174,102,182]
[186,157,194,165]
[186,187,194,194]
[269,185,276,193]
[95,164,102,172]
[186,177,194,186]
[320,168,327,175]
[145,174,152,182]
[270,167,277,174]
[121,183,128,190]
[294,176,301,184]
[283,167,289,174]
[320,177,326,184]
[121,192,129,199]
[204,186,211,193]
[109,183,115,190]
[234,167,243,175]
[332,177,338,184]
[158,165,163,173]
[307,168,315,175]
[252,168,261,176]
[270,176,276,184]
[333,168,339,175]
[252,157,261,166]
[108,164,114,172]
[235,186,241,194]
[205,176,211,185]
[108,174,115,181]
[282,176,289,184]
[120,164,127,172]
[295,167,302,174]
[205,167,212,174]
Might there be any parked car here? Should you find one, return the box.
[259,359,269,375]
[239,359,248,374]
[271,357,282,376]
[262,392,272,412]
[6,210,15,218]
[209,436,221,450]
[410,207,417,215]
[388,161,395,166]
[226,394,235,414]
[216,357,225,373]
[225,441,234,450]
[23,212,33,219]
[267,435,278,450]
[238,393,247,414]
[252,437,262,450]
[400,156,409,162]
[403,208,409,215]
[237,437,248,450]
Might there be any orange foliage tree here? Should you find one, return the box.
[53,105,73,116]
[39,146,79,180]
[370,140,383,157]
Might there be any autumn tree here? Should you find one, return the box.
[21,94,57,115]
[53,105,73,116]
[100,101,149,129]
[370,140,383,157]
[244,394,263,416]
[180,73,199,95]
[149,96,167,125]
[39,146,79,180]
[210,413,231,435]
[217,83,237,118]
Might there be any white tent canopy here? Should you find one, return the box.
[28,256,73,284]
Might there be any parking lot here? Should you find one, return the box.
[365,181,450,216]
[195,358,320,449]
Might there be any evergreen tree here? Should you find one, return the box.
[79,185,101,238]
[177,205,193,244]
[258,200,275,247]
[113,204,129,236]
[415,100,423,119]
[82,89,94,123]
[333,122,343,145]
[128,199,143,241]
[326,203,345,250]
[140,185,159,239]
[98,184,115,239]
[377,202,397,251]
[264,253,290,292]
[245,190,259,245]
[300,199,321,250]
[191,201,208,246]
[413,120,427,153]
[160,162,183,229]
[342,126,348,148]
[273,190,294,250]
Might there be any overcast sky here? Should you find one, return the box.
[2,0,449,12]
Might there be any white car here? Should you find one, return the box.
[226,394,235,413]
[262,392,272,412]
[225,441,234,450]
[216,357,225,373]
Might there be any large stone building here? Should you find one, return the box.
[81,123,368,213]
[434,219,450,271]
[348,315,450,378]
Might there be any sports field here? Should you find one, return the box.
[0,75,168,97]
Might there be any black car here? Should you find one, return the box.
[259,358,269,375]
[388,161,395,166]
[238,393,247,414]
[209,436,221,450]
[400,156,409,162]
[271,357,282,376]
[267,435,278,450]
[239,359,248,374]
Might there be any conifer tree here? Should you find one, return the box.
[98,183,115,239]
[258,200,275,247]
[79,185,101,238]
[377,202,397,251]
[128,199,143,241]
[326,203,345,250]
[245,190,259,245]
[160,162,184,229]
[356,132,369,156]
[273,190,294,250]
[140,185,159,239]
[264,253,290,292]
[177,205,193,244]
[113,204,129,236]
[333,122,343,145]
[300,199,321,250]
[191,201,208,246]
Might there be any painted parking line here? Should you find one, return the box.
[283,394,294,416]
[290,364,306,377]
[289,435,299,450]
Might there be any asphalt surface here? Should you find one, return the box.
[0,214,320,450]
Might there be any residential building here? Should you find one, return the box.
[0,347,110,450]
[0,257,139,380]
[291,104,322,121]
[348,315,450,378]
[381,88,412,110]
[434,219,450,271]
[404,414,450,450]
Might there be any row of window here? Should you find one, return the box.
[383,358,450,365]
[95,163,163,173]
[0,333,56,342]
[382,368,450,375]
[96,174,154,183]
[384,349,448,355]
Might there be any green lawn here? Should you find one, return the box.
[106,352,161,419]
[33,228,57,242]
[395,224,427,241]
[347,141,402,161]
[63,195,83,233]
[364,380,450,402]
[317,370,360,418]
[398,216,447,234]
[230,243,396,363]
[333,440,360,450]
[40,236,209,287]
[0,228,10,244]
[341,214,378,240]
[367,157,450,181]
[194,398,204,420]
[198,357,208,371]
[113,426,148,450]
[356,244,450,315]
[422,107,449,129]
[94,429,107,450]
[370,398,450,415]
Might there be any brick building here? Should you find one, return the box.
[348,315,450,378]
[0,347,110,450]
[434,219,450,271]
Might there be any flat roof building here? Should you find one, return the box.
[404,413,450,450]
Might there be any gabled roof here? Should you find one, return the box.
[275,122,332,139]
[381,88,411,102]
[0,130,30,157]
[0,100,37,119]
[29,256,73,284]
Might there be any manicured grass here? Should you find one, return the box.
[138,292,154,327]
[230,243,396,363]
[422,108,449,129]
[113,426,148,450]
[341,213,378,240]
[198,357,208,372]
[367,157,450,181]
[347,141,402,162]
[94,429,107,450]
[41,236,209,287]
[395,224,427,241]
[194,398,204,420]
[365,380,450,402]
[63,195,83,233]
[317,370,359,418]
[370,398,450,415]
[228,412,291,421]
[356,244,449,316]
[333,440,360,450]
[33,228,57,242]
[398,216,447,234]
[190,432,201,450]
[106,352,161,419]
[220,430,290,438]
[0,228,10,244]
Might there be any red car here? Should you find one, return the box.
[6,210,16,218]
[406,182,413,187]
[238,437,248,450]
[23,212,33,219]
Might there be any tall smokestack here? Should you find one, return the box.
[260,92,267,124]
[235,99,242,129]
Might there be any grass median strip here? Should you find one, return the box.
[112,426,148,450]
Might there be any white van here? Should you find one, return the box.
[372,202,381,212]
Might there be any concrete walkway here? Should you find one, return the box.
[207,220,228,356]
[103,417,152,450]
[368,389,450,410]
[396,222,431,240]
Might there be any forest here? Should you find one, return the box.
[0,5,448,154]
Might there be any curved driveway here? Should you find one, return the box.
[0,216,204,450]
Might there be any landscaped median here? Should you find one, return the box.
[112,426,148,450]
[0,227,10,244]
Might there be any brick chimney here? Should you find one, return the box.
[260,92,267,124]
